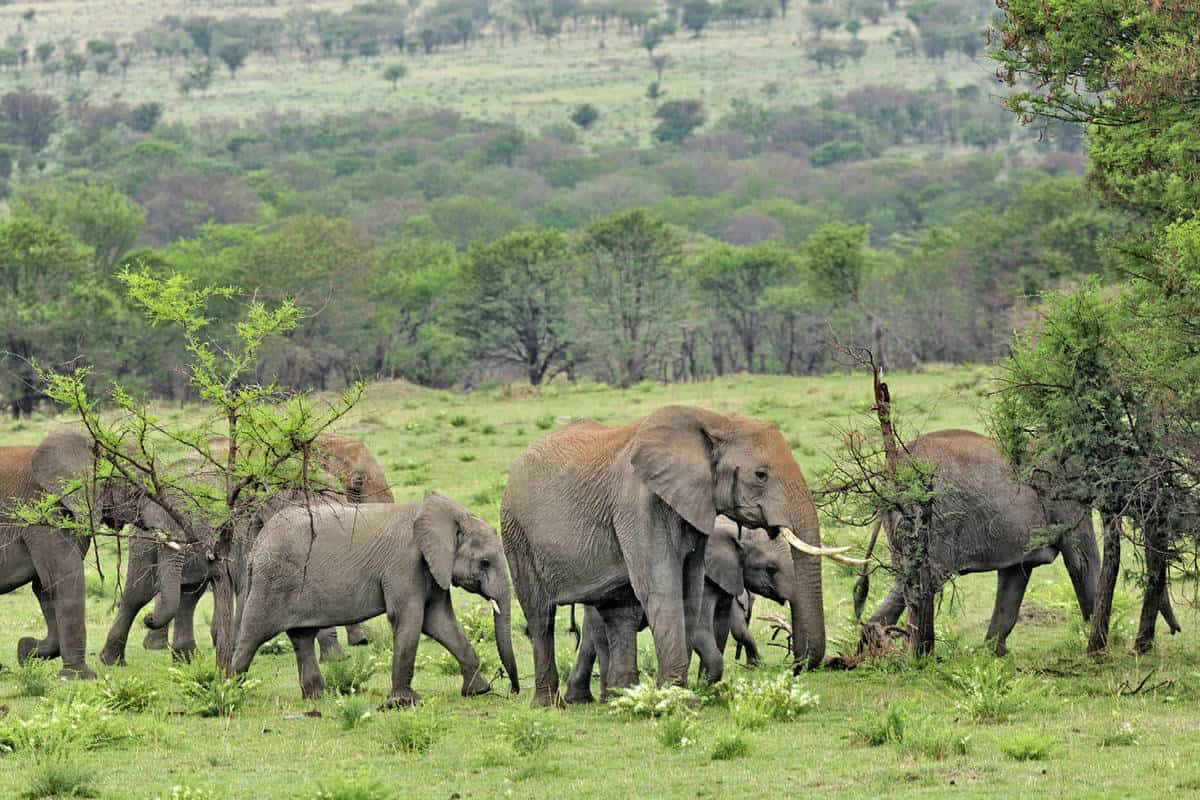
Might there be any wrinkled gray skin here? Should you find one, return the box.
[231,494,519,706]
[113,434,395,664]
[502,406,827,707]
[0,431,147,679]
[867,429,1099,655]
[565,519,796,701]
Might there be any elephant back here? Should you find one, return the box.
[0,445,40,516]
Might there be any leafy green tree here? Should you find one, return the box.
[805,4,841,39]
[803,222,868,303]
[179,60,215,94]
[693,242,802,371]
[570,102,599,130]
[216,40,249,77]
[681,0,714,36]
[26,183,145,270]
[0,90,60,152]
[383,62,407,89]
[576,209,685,386]
[483,129,525,167]
[454,230,577,385]
[129,101,164,133]
[652,98,706,144]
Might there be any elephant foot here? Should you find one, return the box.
[170,645,197,663]
[461,674,492,697]
[381,689,421,710]
[531,687,564,708]
[300,677,326,700]
[17,637,58,664]
[990,640,1009,657]
[563,685,594,704]
[99,647,126,667]
[346,625,369,647]
[59,664,97,681]
[317,638,343,663]
[143,628,170,650]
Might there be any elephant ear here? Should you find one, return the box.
[630,405,730,536]
[704,519,745,597]
[413,492,462,590]
[32,431,98,523]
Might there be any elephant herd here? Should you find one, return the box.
[1,406,1122,709]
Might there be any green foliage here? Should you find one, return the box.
[380,709,442,754]
[998,731,1057,761]
[725,673,819,727]
[92,674,159,713]
[608,681,699,719]
[498,709,558,755]
[941,654,1029,723]
[652,99,707,144]
[2,659,57,698]
[323,651,383,696]
[169,656,258,717]
[1099,722,1137,748]
[655,714,697,749]
[334,695,373,731]
[852,703,908,747]
[154,787,219,800]
[20,754,97,799]
[0,697,138,755]
[312,770,394,800]
[709,733,749,761]
[569,103,599,130]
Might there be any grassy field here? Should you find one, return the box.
[2,365,1199,799]
[0,1,992,146]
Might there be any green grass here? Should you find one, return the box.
[2,366,1200,797]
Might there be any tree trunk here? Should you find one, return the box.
[905,502,937,656]
[1087,513,1122,656]
[210,530,237,675]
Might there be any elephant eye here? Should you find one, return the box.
[754,468,769,482]
[479,558,491,570]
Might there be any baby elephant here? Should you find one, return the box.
[231,493,519,707]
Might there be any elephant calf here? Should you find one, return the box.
[565,518,799,702]
[232,493,519,707]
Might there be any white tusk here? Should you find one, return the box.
[164,541,182,551]
[489,599,501,615]
[780,527,852,557]
[830,553,870,566]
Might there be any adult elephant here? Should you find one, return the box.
[502,406,859,706]
[0,431,146,678]
[564,517,800,701]
[106,433,394,663]
[863,429,1100,655]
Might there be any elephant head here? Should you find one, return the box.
[413,492,519,694]
[315,435,395,504]
[31,430,145,534]
[630,406,859,669]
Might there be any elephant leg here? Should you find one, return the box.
[383,596,425,708]
[101,560,159,666]
[985,565,1033,656]
[422,591,490,697]
[564,606,599,704]
[1059,519,1099,623]
[287,628,326,700]
[317,628,343,662]
[524,600,560,707]
[729,594,761,666]
[169,582,206,661]
[868,582,907,626]
[697,587,729,683]
[346,623,369,647]
[597,603,641,698]
[26,531,93,679]
[143,625,170,651]
[685,544,723,685]
[19,577,60,662]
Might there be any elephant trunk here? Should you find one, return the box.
[786,504,826,670]
[489,575,520,694]
[145,547,184,630]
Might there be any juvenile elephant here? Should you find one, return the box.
[231,493,519,706]
[864,429,1099,655]
[502,407,860,707]
[564,518,797,701]
[0,431,146,678]
[112,433,393,663]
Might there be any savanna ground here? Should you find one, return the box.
[2,365,1199,798]
[0,0,990,147]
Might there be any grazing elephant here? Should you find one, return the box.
[231,493,519,706]
[864,429,1099,655]
[564,518,797,701]
[0,431,146,678]
[112,433,394,663]
[502,406,860,707]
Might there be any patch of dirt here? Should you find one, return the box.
[493,382,542,401]
[1018,603,1065,627]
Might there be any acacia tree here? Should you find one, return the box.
[34,270,361,674]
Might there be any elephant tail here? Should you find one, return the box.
[568,604,581,651]
[853,517,883,620]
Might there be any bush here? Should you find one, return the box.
[895,715,972,761]
[334,695,373,731]
[323,651,383,696]
[3,659,58,698]
[726,673,819,729]
[655,714,697,750]
[999,731,1057,761]
[381,710,442,754]
[21,753,96,799]
[499,709,557,755]
[89,674,158,713]
[710,733,749,761]
[313,769,395,800]
[0,697,138,755]
[608,682,699,719]
[1100,722,1137,747]
[169,656,258,717]
[851,703,907,747]
[259,635,290,656]
[942,655,1028,723]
